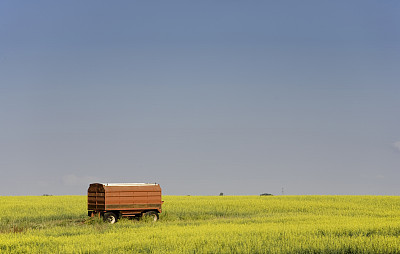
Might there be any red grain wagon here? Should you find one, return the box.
[88,183,163,223]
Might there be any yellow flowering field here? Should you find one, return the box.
[1,195,399,253]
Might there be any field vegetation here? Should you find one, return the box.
[1,195,400,253]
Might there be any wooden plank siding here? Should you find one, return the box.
[88,183,162,214]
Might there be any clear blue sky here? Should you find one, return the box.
[1,1,399,195]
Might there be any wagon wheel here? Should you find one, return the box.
[104,212,118,224]
[144,211,159,222]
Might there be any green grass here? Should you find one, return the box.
[1,195,400,253]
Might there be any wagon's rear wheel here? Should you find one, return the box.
[104,212,118,224]
[143,211,159,222]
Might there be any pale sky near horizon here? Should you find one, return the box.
[1,1,399,196]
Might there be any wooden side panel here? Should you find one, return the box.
[103,185,162,211]
[87,183,106,211]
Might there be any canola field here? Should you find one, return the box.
[0,195,400,253]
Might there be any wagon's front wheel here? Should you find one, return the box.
[104,212,117,224]
[144,211,159,222]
